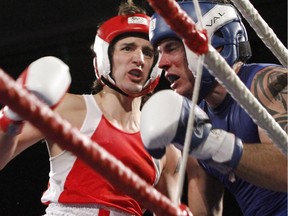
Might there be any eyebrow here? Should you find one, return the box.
[120,42,153,49]
[120,42,136,46]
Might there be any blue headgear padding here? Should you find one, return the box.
[149,1,251,101]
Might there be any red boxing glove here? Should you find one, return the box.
[0,56,71,136]
[0,107,24,136]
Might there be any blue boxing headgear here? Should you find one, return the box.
[149,1,252,101]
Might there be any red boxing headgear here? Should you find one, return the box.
[93,13,161,97]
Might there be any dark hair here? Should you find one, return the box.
[118,1,146,15]
[91,1,147,94]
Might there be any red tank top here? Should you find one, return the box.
[41,95,158,216]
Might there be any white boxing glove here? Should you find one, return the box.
[140,89,243,174]
[0,56,71,136]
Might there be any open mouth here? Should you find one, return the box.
[129,70,142,78]
[166,74,180,84]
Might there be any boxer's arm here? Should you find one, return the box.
[0,56,71,170]
[153,145,194,216]
[155,145,181,204]
[236,66,287,192]
[141,90,243,174]
[0,121,44,170]
[186,157,224,216]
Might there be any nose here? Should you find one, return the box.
[158,53,171,70]
[132,49,145,67]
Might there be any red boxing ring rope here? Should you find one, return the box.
[148,0,209,55]
[0,69,191,216]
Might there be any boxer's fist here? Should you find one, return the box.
[17,56,71,107]
[140,90,243,173]
[0,56,71,136]
[141,89,212,158]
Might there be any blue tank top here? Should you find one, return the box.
[199,63,287,216]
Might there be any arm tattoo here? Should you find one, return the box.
[251,66,288,131]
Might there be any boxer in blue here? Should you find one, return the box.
[141,1,287,215]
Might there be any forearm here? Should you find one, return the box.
[156,146,181,204]
[236,143,287,192]
[0,132,18,170]
[187,158,224,216]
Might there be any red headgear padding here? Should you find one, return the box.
[93,13,161,97]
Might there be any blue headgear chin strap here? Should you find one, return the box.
[149,1,252,101]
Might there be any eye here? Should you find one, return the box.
[122,46,133,51]
[142,47,155,58]
[167,43,178,52]
[164,41,182,54]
